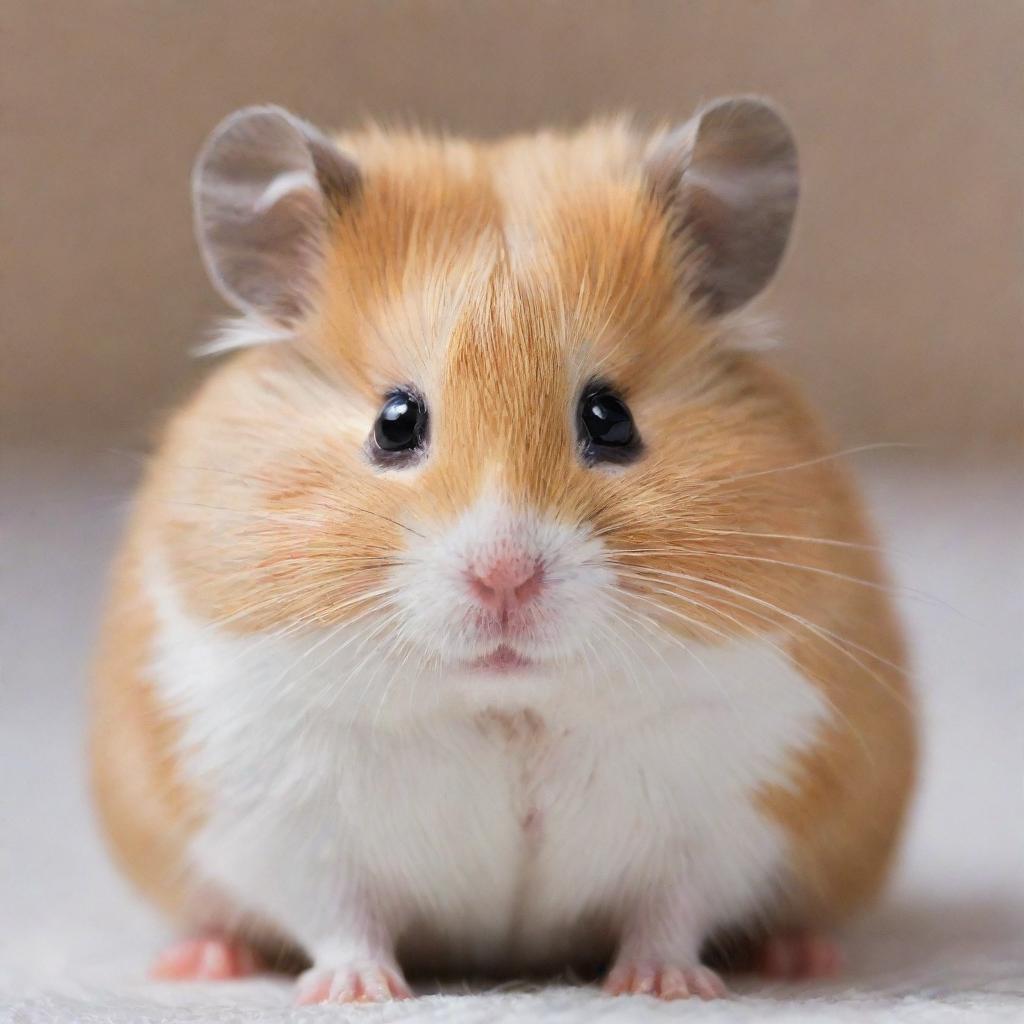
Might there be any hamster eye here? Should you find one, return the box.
[371,389,427,463]
[578,384,642,466]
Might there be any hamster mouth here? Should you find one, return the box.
[465,644,533,675]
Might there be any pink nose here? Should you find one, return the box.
[466,557,545,614]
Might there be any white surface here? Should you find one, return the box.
[2,445,1022,1022]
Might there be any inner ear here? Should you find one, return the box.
[192,105,360,324]
[647,96,799,316]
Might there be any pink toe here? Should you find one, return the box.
[296,974,334,1005]
[658,967,690,1000]
[632,965,656,995]
[386,970,413,1000]
[692,965,728,999]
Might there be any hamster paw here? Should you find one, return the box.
[755,930,843,980]
[151,935,262,980]
[295,961,411,1004]
[603,961,728,1000]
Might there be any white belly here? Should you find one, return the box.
[147,562,828,972]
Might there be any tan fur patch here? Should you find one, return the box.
[91,531,201,920]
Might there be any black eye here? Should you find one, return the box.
[578,385,642,465]
[371,390,427,462]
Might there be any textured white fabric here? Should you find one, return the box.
[2,448,1022,1023]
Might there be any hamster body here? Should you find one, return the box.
[92,100,915,1001]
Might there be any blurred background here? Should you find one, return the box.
[2,2,1022,1019]
[4,1,1022,448]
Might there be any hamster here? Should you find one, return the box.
[91,97,915,1003]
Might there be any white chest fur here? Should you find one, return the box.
[146,561,828,971]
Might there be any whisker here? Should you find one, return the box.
[610,563,913,712]
[608,546,953,611]
[609,581,872,761]
[615,562,907,672]
[273,598,401,702]
[592,604,649,702]
[156,496,426,540]
[615,546,943,607]
[338,609,412,720]
[702,442,921,489]
[604,594,741,722]
[204,579,397,634]
[684,526,889,554]
[372,622,420,730]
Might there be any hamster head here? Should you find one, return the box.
[172,99,824,695]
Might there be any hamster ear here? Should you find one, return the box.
[647,96,799,316]
[192,105,360,323]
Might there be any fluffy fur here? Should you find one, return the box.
[91,111,916,1001]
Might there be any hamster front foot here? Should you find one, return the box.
[603,893,728,1000]
[295,941,410,1004]
[150,935,263,981]
[296,962,410,1004]
[754,929,843,980]
[604,961,727,1000]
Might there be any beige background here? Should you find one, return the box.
[4,0,1022,451]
